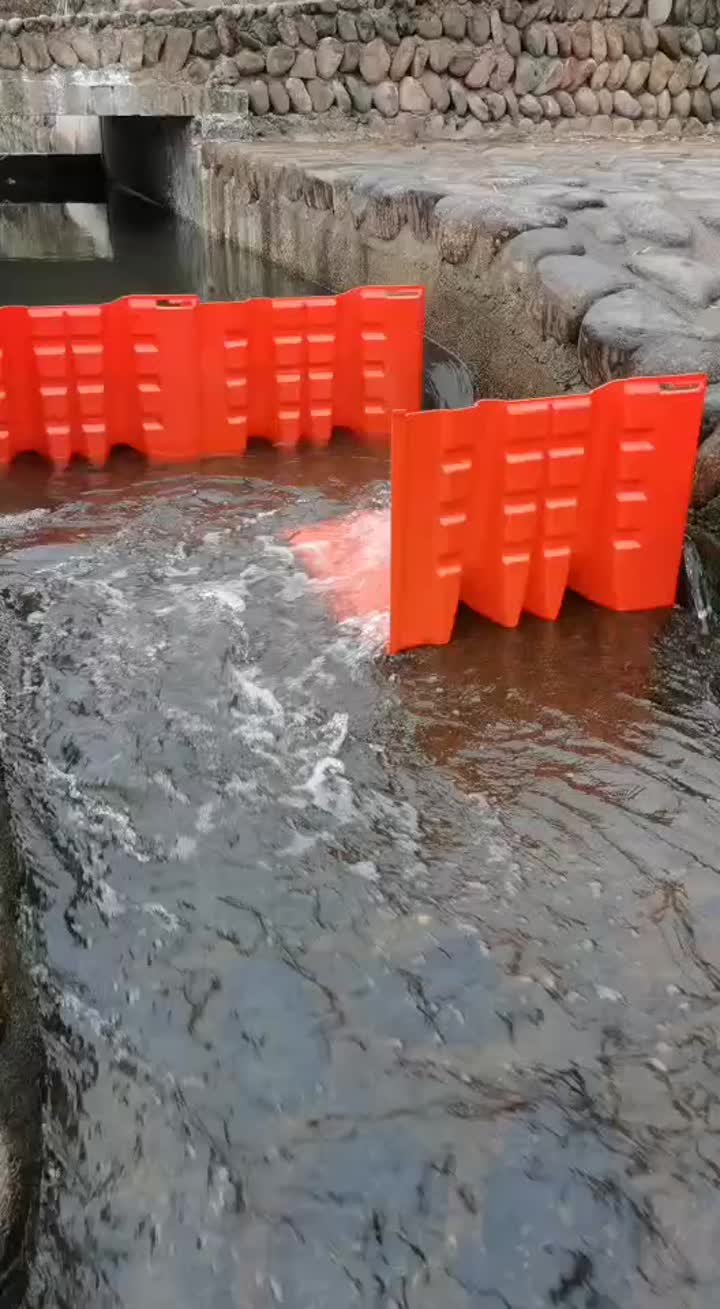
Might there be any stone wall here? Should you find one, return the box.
[0,0,719,137]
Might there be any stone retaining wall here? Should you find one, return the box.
[2,0,720,137]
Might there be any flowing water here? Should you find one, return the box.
[1,190,720,1309]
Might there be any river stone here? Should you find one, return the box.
[537,57,565,91]
[162,27,191,73]
[623,27,644,59]
[144,28,166,66]
[535,254,634,341]
[268,78,290,111]
[658,24,682,58]
[359,37,390,83]
[449,46,476,76]
[575,84,599,111]
[374,13,399,46]
[417,12,443,38]
[490,8,504,45]
[466,51,496,87]
[19,31,50,70]
[0,33,19,68]
[420,68,450,109]
[185,57,210,83]
[399,73,431,111]
[331,77,351,110]
[590,19,607,59]
[276,14,298,46]
[315,36,343,78]
[614,87,642,114]
[648,49,674,90]
[469,10,490,44]
[515,52,540,93]
[290,48,316,78]
[345,73,372,110]
[597,85,613,111]
[693,84,713,117]
[688,50,708,84]
[427,37,452,73]
[681,26,704,54]
[656,86,671,115]
[467,89,491,118]
[47,33,77,67]
[296,14,318,46]
[519,91,544,116]
[673,87,692,113]
[337,12,356,40]
[410,45,427,78]
[556,88,577,111]
[639,17,658,52]
[496,227,587,298]
[69,28,99,67]
[490,50,515,88]
[236,48,264,74]
[525,21,546,54]
[341,41,360,72]
[630,251,720,305]
[615,195,692,243]
[99,26,122,66]
[571,21,592,58]
[505,25,522,56]
[433,193,567,264]
[605,53,629,87]
[215,15,234,57]
[648,0,672,20]
[120,28,144,70]
[705,51,720,86]
[486,88,508,116]
[625,58,650,91]
[701,26,717,52]
[193,23,219,58]
[307,77,334,110]
[578,288,693,383]
[286,75,313,110]
[267,44,295,76]
[248,78,269,112]
[570,57,598,87]
[444,5,467,39]
[390,35,415,78]
[666,53,693,91]
[693,428,720,506]
[450,79,468,113]
[373,79,399,115]
[591,59,610,86]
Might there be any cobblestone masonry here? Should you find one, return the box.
[190,137,720,503]
[6,0,720,135]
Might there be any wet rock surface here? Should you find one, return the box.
[205,138,720,441]
[0,462,719,1309]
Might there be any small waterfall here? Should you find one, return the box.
[681,538,714,634]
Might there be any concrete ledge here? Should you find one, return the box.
[175,136,720,506]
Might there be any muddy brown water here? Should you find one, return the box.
[0,191,720,1309]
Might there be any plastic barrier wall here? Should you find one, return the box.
[390,375,707,654]
[0,286,425,468]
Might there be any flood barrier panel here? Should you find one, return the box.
[389,376,706,653]
[0,286,425,468]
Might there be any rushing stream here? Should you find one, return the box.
[1,190,720,1309]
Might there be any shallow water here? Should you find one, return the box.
[1,189,720,1309]
[0,452,716,1309]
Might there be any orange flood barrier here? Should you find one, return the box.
[0,286,424,468]
[389,375,706,654]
